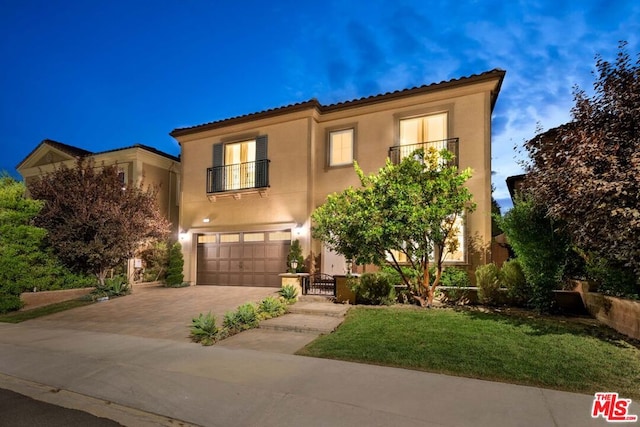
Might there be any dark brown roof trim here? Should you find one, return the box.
[93,144,180,162]
[170,69,506,138]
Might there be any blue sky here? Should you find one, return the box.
[1,1,638,210]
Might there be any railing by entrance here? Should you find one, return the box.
[388,138,459,167]
[301,273,336,296]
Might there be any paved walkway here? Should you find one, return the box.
[25,284,277,341]
[0,286,619,426]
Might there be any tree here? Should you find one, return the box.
[28,159,171,285]
[165,241,185,286]
[0,175,94,312]
[286,239,305,273]
[497,196,572,312]
[312,148,475,306]
[524,42,640,275]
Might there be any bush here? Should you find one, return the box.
[278,284,298,303]
[587,258,639,299]
[139,240,169,282]
[352,272,396,305]
[287,239,305,273]
[497,197,570,312]
[476,263,501,305]
[500,259,531,306]
[0,291,23,314]
[223,302,259,333]
[91,274,130,299]
[438,267,472,304]
[165,241,184,286]
[258,296,287,319]
[190,312,218,346]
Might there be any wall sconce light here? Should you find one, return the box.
[293,224,303,236]
[178,229,188,241]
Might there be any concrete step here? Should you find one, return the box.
[259,313,345,334]
[287,301,350,318]
[298,295,335,303]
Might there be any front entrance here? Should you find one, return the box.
[196,231,290,287]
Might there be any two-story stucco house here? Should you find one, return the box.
[17,139,181,231]
[171,69,505,287]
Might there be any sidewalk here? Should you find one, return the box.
[0,320,614,427]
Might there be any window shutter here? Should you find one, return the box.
[255,135,268,160]
[255,135,269,188]
[213,143,223,167]
[212,143,224,192]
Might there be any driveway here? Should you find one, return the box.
[25,284,277,342]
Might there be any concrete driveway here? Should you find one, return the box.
[25,284,277,342]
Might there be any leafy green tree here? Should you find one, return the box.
[165,241,184,286]
[312,148,475,306]
[0,175,94,312]
[28,159,171,286]
[497,196,572,312]
[524,42,640,276]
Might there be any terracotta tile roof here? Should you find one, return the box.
[170,69,506,138]
[93,144,180,162]
[17,140,179,169]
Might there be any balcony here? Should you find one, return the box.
[206,159,270,194]
[388,138,459,167]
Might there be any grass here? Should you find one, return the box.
[0,299,94,323]
[297,306,640,399]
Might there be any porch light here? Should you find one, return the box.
[290,259,298,273]
[203,217,210,223]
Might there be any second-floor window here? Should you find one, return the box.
[208,135,269,193]
[400,112,448,147]
[225,139,256,190]
[328,128,354,167]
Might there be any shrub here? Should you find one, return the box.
[91,274,130,299]
[139,240,169,282]
[352,272,396,305]
[165,241,184,286]
[258,296,287,319]
[587,258,639,299]
[439,266,472,304]
[223,302,259,333]
[0,291,23,314]
[278,284,298,303]
[287,239,305,273]
[500,259,531,306]
[497,197,570,312]
[190,312,218,346]
[476,263,501,305]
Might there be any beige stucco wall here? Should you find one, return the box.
[176,75,501,284]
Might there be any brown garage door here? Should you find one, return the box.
[196,231,290,287]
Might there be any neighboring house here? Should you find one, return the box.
[171,69,506,287]
[16,139,181,231]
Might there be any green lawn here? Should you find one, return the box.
[0,299,93,323]
[297,306,640,399]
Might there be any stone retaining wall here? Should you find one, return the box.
[572,280,640,340]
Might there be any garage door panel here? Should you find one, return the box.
[197,232,290,287]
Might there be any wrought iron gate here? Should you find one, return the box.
[302,273,336,296]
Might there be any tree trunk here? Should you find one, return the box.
[427,266,443,307]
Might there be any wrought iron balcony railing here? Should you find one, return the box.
[206,159,270,194]
[388,138,459,167]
